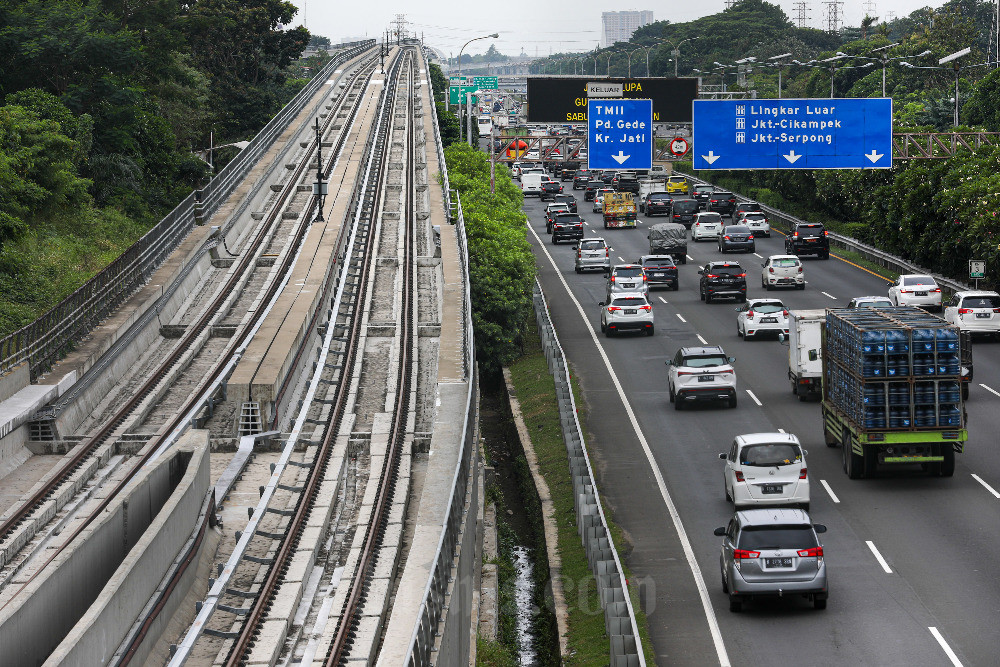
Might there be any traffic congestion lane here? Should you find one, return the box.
[524,189,997,664]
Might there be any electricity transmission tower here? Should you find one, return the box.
[823,0,844,33]
[793,1,811,28]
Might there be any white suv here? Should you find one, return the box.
[719,433,810,510]
[599,292,654,337]
[666,345,737,410]
[944,291,1000,334]
[692,212,724,241]
[761,255,804,290]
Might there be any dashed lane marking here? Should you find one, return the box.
[745,389,763,406]
[928,627,964,667]
[971,474,1000,499]
[866,541,893,573]
[820,479,841,503]
[676,313,687,323]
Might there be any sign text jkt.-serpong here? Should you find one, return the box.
[587,99,653,171]
[692,98,892,170]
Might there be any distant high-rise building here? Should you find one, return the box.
[601,11,654,47]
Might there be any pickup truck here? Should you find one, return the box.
[647,222,688,264]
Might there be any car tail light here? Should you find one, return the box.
[733,549,760,560]
[958,308,972,314]
[797,546,823,558]
[793,232,799,238]
[749,234,754,239]
[706,273,717,278]
[607,306,621,312]
[798,266,803,272]
[747,310,755,318]
[823,230,829,236]
[642,274,648,283]
[783,310,789,316]
[720,369,734,375]
[605,249,610,257]
[994,308,1000,313]
[641,305,651,312]
[931,288,941,293]
[724,235,731,241]
[577,251,582,258]
[768,267,775,273]
[799,467,807,479]
[736,273,746,278]
[734,471,745,482]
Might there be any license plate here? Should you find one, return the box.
[976,312,991,318]
[625,309,636,315]
[761,484,783,494]
[698,375,714,382]
[652,272,664,277]
[761,317,778,323]
[806,238,816,242]
[915,291,927,296]
[765,557,793,567]
[621,283,634,288]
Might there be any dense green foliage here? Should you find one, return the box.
[0,0,314,335]
[444,143,535,377]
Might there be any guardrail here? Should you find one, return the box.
[531,279,646,666]
[0,41,375,381]
[677,170,971,298]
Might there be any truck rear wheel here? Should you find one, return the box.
[935,446,956,477]
[843,429,864,479]
[962,383,969,400]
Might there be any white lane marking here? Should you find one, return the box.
[686,254,694,261]
[527,221,731,666]
[866,541,893,573]
[696,334,708,344]
[583,221,590,226]
[777,428,786,433]
[753,253,763,258]
[820,479,841,503]
[745,389,763,406]
[980,383,1000,397]
[971,474,1000,499]
[822,291,838,300]
[928,627,964,666]
[658,296,669,304]
[618,256,626,262]
[676,313,687,323]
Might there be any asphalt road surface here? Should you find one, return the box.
[523,183,1000,667]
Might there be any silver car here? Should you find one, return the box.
[715,508,828,612]
[606,264,648,298]
[599,292,654,337]
[575,238,611,273]
[847,295,893,309]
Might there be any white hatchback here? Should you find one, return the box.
[944,290,1000,334]
[736,299,789,339]
[692,212,724,241]
[761,255,804,290]
[737,211,771,237]
[720,433,810,510]
[888,274,942,311]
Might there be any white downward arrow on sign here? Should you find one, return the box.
[702,151,720,165]
[612,151,630,164]
[783,150,802,164]
[866,149,883,163]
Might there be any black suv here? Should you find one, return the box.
[573,170,596,190]
[785,222,830,259]
[584,180,605,201]
[550,213,584,244]
[559,161,582,181]
[708,191,738,217]
[642,192,673,216]
[699,261,747,303]
[540,179,564,200]
[613,173,641,194]
[638,255,679,291]
[670,198,700,228]
[552,193,578,213]
[693,184,714,209]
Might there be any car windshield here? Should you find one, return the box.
[710,265,743,276]
[611,297,647,307]
[772,259,799,267]
[738,525,817,550]
[580,240,606,250]
[726,226,750,234]
[903,275,936,286]
[673,200,699,213]
[961,295,1000,308]
[740,443,801,466]
[682,355,728,368]
[614,268,644,279]
[751,303,785,314]
[669,176,685,183]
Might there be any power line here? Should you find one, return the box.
[823,0,844,33]
[793,1,811,28]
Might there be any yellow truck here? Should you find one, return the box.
[602,192,637,229]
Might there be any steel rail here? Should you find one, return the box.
[0,55,380,581]
[222,48,415,666]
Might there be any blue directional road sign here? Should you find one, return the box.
[692,98,892,170]
[587,99,653,171]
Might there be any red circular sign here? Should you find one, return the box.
[669,136,690,157]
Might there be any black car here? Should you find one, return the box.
[785,222,830,259]
[708,191,738,217]
[643,192,673,216]
[693,184,714,209]
[718,225,755,253]
[638,255,679,290]
[614,173,641,194]
[670,198,700,228]
[600,171,617,184]
[552,193,578,213]
[573,170,596,190]
[699,261,747,303]
[584,180,605,201]
[540,179,564,200]
[550,213,584,244]
[559,161,582,181]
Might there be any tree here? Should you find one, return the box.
[963,68,1000,130]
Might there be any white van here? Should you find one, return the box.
[521,173,549,197]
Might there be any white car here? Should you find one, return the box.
[599,292,654,337]
[847,296,893,309]
[888,274,942,311]
[737,211,771,237]
[593,188,614,213]
[944,290,1000,334]
[761,255,804,290]
[736,299,789,339]
[666,345,737,410]
[691,212,723,241]
[720,433,810,510]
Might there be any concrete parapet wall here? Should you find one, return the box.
[0,430,209,667]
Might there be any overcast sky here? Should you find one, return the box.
[290,1,956,57]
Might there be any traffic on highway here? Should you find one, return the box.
[520,167,999,666]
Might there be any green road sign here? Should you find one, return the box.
[449,85,479,105]
[473,76,498,89]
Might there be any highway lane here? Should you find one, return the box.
[524,186,1000,666]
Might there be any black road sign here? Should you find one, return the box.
[527,77,698,123]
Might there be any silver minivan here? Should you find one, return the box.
[575,238,611,273]
[715,508,828,612]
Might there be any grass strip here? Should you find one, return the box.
[508,316,656,665]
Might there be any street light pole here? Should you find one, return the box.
[456,32,499,144]
[664,37,698,77]
[768,52,792,99]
